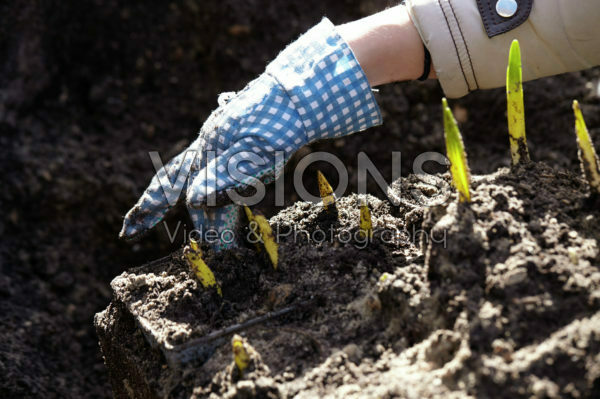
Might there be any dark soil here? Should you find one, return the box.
[97,194,416,397]
[2,0,600,398]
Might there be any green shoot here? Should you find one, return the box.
[573,100,600,195]
[183,239,222,296]
[317,170,336,210]
[244,206,262,253]
[244,206,278,269]
[254,214,278,269]
[232,334,250,373]
[506,39,530,165]
[442,98,471,203]
[359,200,373,239]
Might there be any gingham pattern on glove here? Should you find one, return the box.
[188,204,242,251]
[186,18,382,206]
[120,18,382,250]
[118,145,242,249]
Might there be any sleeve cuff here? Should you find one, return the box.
[407,0,600,99]
[406,0,479,98]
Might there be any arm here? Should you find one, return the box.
[337,5,435,87]
[122,1,600,250]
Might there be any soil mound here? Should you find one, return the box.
[97,163,600,398]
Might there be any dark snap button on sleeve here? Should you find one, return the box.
[476,0,533,37]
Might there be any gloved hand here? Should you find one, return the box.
[120,18,382,250]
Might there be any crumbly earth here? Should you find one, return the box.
[97,194,418,397]
[97,162,600,398]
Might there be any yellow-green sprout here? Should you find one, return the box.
[244,206,278,269]
[232,334,250,373]
[506,39,530,165]
[573,100,600,195]
[359,200,373,239]
[317,170,336,210]
[254,214,278,269]
[244,206,261,253]
[183,239,222,296]
[442,98,471,203]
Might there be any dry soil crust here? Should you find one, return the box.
[97,162,600,398]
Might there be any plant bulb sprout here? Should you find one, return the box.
[442,98,471,203]
[572,100,600,196]
[183,238,222,296]
[244,206,262,253]
[317,170,336,211]
[359,199,373,239]
[244,206,278,269]
[232,334,250,373]
[506,39,531,165]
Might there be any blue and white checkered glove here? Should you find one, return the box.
[120,18,382,250]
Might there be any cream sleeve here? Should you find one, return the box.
[406,0,600,98]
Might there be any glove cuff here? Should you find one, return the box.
[266,18,382,142]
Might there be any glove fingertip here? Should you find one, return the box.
[119,205,164,240]
[118,218,138,239]
[119,215,146,240]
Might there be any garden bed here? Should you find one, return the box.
[96,162,600,398]
[3,1,600,397]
